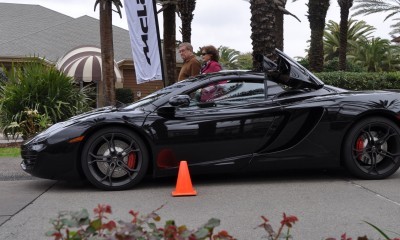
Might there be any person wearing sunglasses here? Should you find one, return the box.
[200,45,222,74]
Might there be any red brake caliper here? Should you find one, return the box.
[128,152,136,169]
[356,137,364,161]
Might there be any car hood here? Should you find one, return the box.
[28,106,148,143]
[69,106,117,121]
[69,106,150,123]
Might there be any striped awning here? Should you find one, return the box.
[56,46,123,86]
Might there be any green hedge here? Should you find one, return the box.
[315,71,400,90]
[116,88,134,104]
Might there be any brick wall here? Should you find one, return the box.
[120,63,183,101]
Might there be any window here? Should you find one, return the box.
[186,78,282,108]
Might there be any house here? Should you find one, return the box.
[0,2,181,101]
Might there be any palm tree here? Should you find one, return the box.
[338,0,353,71]
[218,46,240,69]
[249,0,277,70]
[237,52,253,70]
[354,37,395,72]
[273,0,301,50]
[324,19,375,60]
[382,44,400,71]
[248,0,300,70]
[157,1,177,86]
[275,0,287,51]
[308,0,330,72]
[353,0,400,35]
[177,0,196,43]
[293,0,330,72]
[94,0,123,107]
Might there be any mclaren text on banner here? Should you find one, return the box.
[124,0,163,84]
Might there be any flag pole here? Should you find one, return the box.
[151,0,165,87]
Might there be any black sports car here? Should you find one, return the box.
[21,49,400,190]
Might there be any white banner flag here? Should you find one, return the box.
[124,0,163,84]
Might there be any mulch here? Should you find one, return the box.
[0,142,22,148]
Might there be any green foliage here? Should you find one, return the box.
[353,37,400,72]
[46,204,400,240]
[321,19,400,72]
[323,19,376,61]
[363,221,400,240]
[296,57,310,69]
[296,57,364,72]
[218,46,240,70]
[116,88,134,105]
[3,107,52,140]
[353,0,400,35]
[0,147,20,157]
[315,71,400,90]
[237,52,253,70]
[0,69,7,84]
[0,58,94,138]
[323,58,365,72]
[46,204,235,240]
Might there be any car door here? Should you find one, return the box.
[145,75,286,173]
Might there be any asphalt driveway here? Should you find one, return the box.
[0,156,399,239]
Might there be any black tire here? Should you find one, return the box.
[81,127,149,190]
[343,117,400,179]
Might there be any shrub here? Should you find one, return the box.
[0,69,7,83]
[323,58,365,72]
[116,88,134,105]
[315,71,400,90]
[3,107,52,140]
[46,204,235,240]
[0,58,94,138]
[295,57,364,72]
[46,204,400,240]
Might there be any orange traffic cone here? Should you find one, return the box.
[171,161,197,197]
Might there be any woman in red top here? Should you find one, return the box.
[200,45,222,74]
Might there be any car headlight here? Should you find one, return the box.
[31,143,45,151]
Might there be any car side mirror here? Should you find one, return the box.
[157,106,176,119]
[156,95,191,119]
[169,95,190,107]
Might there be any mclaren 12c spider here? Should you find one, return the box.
[21,49,400,190]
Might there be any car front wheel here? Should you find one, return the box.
[343,117,400,179]
[81,127,149,190]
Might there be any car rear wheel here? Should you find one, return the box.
[343,117,400,179]
[81,127,148,190]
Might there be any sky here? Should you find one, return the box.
[0,0,394,58]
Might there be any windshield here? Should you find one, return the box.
[121,92,167,110]
[121,79,195,110]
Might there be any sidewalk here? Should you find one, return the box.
[0,133,23,145]
[0,133,30,180]
[0,157,33,181]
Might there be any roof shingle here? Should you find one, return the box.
[0,3,132,63]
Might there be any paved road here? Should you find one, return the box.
[0,156,399,239]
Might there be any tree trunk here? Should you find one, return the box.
[338,0,353,71]
[275,1,286,51]
[99,0,116,106]
[307,0,330,72]
[178,0,196,43]
[250,0,277,70]
[163,2,177,86]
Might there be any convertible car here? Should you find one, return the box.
[21,49,400,190]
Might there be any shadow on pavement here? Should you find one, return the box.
[51,168,357,192]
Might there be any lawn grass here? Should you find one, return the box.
[0,147,21,157]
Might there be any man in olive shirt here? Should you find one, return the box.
[178,42,201,81]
